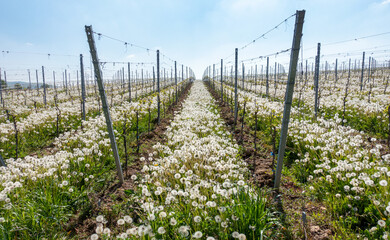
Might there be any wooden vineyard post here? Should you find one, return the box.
[266,57,269,98]
[388,105,390,147]
[181,64,184,93]
[274,62,277,98]
[62,71,65,90]
[0,154,6,167]
[128,62,132,102]
[254,65,257,94]
[28,69,32,91]
[242,63,245,90]
[65,69,69,95]
[136,71,139,99]
[221,59,223,102]
[367,56,371,92]
[175,61,178,104]
[53,71,57,96]
[157,50,161,124]
[122,68,125,97]
[141,68,144,91]
[274,10,305,190]
[42,66,47,106]
[80,54,86,120]
[234,48,238,126]
[3,71,6,98]
[335,58,338,87]
[314,43,321,119]
[36,69,39,96]
[213,64,215,90]
[0,69,2,105]
[85,25,124,184]
[360,52,365,91]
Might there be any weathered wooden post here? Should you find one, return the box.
[314,43,321,118]
[0,154,5,167]
[157,50,161,124]
[360,52,365,91]
[254,65,258,93]
[213,63,215,90]
[28,69,32,90]
[153,66,156,93]
[85,25,124,184]
[0,70,2,105]
[274,10,305,190]
[234,48,239,126]
[65,69,68,95]
[175,61,178,103]
[266,57,269,98]
[221,59,223,101]
[335,58,338,84]
[128,62,132,101]
[182,64,184,93]
[53,71,57,95]
[80,54,86,120]
[36,69,39,95]
[242,63,245,89]
[42,66,47,106]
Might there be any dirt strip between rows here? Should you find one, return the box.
[71,82,194,238]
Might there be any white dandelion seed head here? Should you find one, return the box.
[194,215,201,223]
[193,231,203,238]
[124,215,132,223]
[238,233,247,240]
[157,226,166,234]
[232,231,240,238]
[378,220,386,227]
[159,211,167,218]
[117,219,125,225]
[96,215,104,223]
[90,233,99,240]
[380,180,388,187]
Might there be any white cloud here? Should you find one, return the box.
[382,0,390,4]
[25,42,33,46]
[126,54,135,59]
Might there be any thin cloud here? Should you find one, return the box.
[382,0,390,4]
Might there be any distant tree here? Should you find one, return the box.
[14,83,22,90]
[1,79,6,88]
[41,83,50,89]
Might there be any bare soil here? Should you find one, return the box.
[205,83,274,187]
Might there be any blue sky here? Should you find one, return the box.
[1,0,390,82]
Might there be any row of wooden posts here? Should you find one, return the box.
[85,25,195,184]
[0,26,194,172]
[204,10,305,190]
